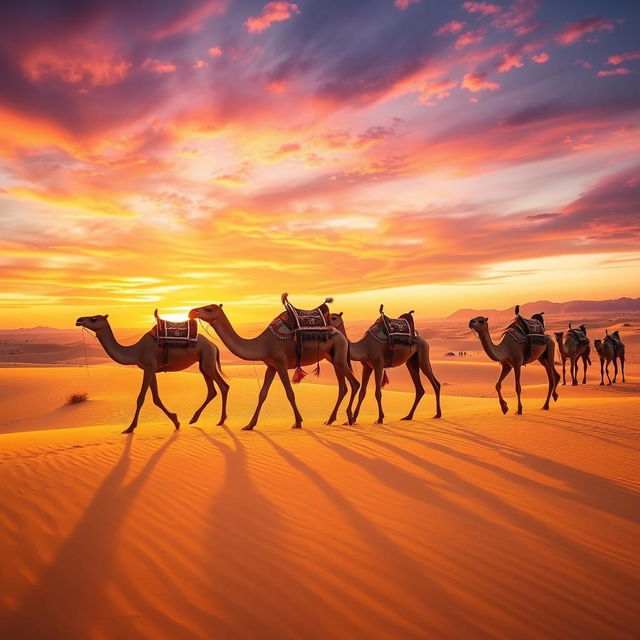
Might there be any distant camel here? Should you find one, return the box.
[75,314,228,433]
[469,313,560,415]
[554,324,590,386]
[594,330,626,385]
[189,300,359,429]
[330,311,441,423]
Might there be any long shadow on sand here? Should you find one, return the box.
[1,433,177,640]
[258,431,488,639]
[194,426,366,638]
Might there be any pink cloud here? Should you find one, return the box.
[150,0,226,39]
[531,52,549,64]
[245,2,300,33]
[434,20,466,35]
[597,68,631,77]
[193,60,207,69]
[455,28,486,49]
[497,53,524,72]
[208,46,223,57]
[462,2,501,16]
[608,51,640,65]
[394,0,420,9]
[461,69,500,92]
[555,16,614,46]
[492,0,540,32]
[417,78,457,104]
[21,44,131,88]
[141,58,177,74]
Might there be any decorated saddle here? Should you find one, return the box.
[567,323,589,346]
[605,330,624,354]
[276,293,336,382]
[367,305,418,346]
[503,306,548,361]
[151,309,198,347]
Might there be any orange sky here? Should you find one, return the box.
[0,0,639,328]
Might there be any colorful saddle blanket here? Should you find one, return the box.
[567,328,589,346]
[279,295,335,342]
[151,310,198,347]
[368,314,418,345]
[605,332,624,354]
[503,316,547,346]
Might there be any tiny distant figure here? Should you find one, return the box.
[594,329,626,385]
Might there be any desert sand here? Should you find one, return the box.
[0,317,639,639]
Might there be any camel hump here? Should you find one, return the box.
[515,304,520,315]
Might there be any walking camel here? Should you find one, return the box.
[554,324,590,386]
[75,314,228,433]
[330,310,441,423]
[468,310,560,415]
[593,330,626,385]
[188,299,360,429]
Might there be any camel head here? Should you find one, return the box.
[189,304,223,324]
[329,311,345,335]
[468,316,489,335]
[75,314,109,332]
[554,331,564,340]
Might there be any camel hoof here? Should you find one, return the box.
[241,425,255,431]
[501,405,508,415]
[599,382,604,386]
[433,413,442,419]
[542,405,549,411]
[189,416,198,424]
[216,420,226,426]
[324,419,335,426]
[122,427,135,434]
[374,419,384,425]
[516,409,523,415]
[291,425,302,429]
[401,415,413,421]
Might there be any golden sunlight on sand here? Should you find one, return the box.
[0,361,639,639]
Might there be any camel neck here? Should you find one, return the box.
[212,310,261,361]
[95,325,138,365]
[478,326,506,362]
[554,335,567,357]
[346,334,368,361]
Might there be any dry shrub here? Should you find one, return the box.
[67,392,89,405]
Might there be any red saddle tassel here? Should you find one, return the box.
[292,367,307,384]
[381,369,390,388]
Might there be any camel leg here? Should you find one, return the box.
[538,358,554,410]
[325,367,347,426]
[495,362,511,415]
[149,375,180,429]
[619,353,625,383]
[189,365,218,425]
[611,357,618,384]
[401,353,424,421]
[513,363,523,415]
[599,357,605,385]
[352,364,372,424]
[571,357,578,386]
[276,366,304,429]
[341,361,360,426]
[561,357,566,385]
[581,354,588,384]
[242,366,276,431]
[373,365,385,424]
[123,368,153,434]
[210,367,229,426]
[418,342,442,419]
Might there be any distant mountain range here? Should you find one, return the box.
[446,297,640,322]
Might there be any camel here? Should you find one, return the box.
[554,324,591,386]
[329,311,441,423]
[75,314,228,433]
[468,313,560,415]
[188,300,360,430]
[594,330,626,385]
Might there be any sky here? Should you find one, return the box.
[0,0,639,328]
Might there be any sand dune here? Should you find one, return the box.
[0,361,639,639]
